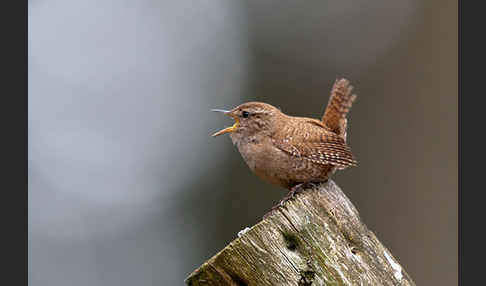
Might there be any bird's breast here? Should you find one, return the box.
[231,134,336,189]
[233,136,293,188]
[233,137,270,171]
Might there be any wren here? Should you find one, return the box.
[211,78,358,198]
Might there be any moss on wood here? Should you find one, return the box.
[185,180,415,286]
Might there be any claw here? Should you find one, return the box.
[262,183,309,219]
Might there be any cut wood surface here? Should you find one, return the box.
[185,180,415,286]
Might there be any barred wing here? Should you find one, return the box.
[273,134,358,169]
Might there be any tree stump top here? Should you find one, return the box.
[186,180,415,286]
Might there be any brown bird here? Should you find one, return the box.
[211,78,358,203]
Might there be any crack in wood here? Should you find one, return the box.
[185,180,416,286]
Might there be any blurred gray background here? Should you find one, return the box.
[28,0,457,285]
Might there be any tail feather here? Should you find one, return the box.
[321,78,357,141]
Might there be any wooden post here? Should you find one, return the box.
[185,180,415,286]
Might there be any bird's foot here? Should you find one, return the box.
[279,183,306,206]
[263,203,282,220]
[262,183,315,219]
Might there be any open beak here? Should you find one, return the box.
[211,109,239,137]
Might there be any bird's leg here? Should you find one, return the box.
[263,204,282,219]
[263,182,317,219]
[279,183,306,206]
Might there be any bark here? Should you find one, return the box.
[185,180,415,286]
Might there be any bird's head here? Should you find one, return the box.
[211,102,282,140]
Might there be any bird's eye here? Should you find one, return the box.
[242,111,250,118]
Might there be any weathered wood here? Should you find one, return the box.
[185,180,415,286]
